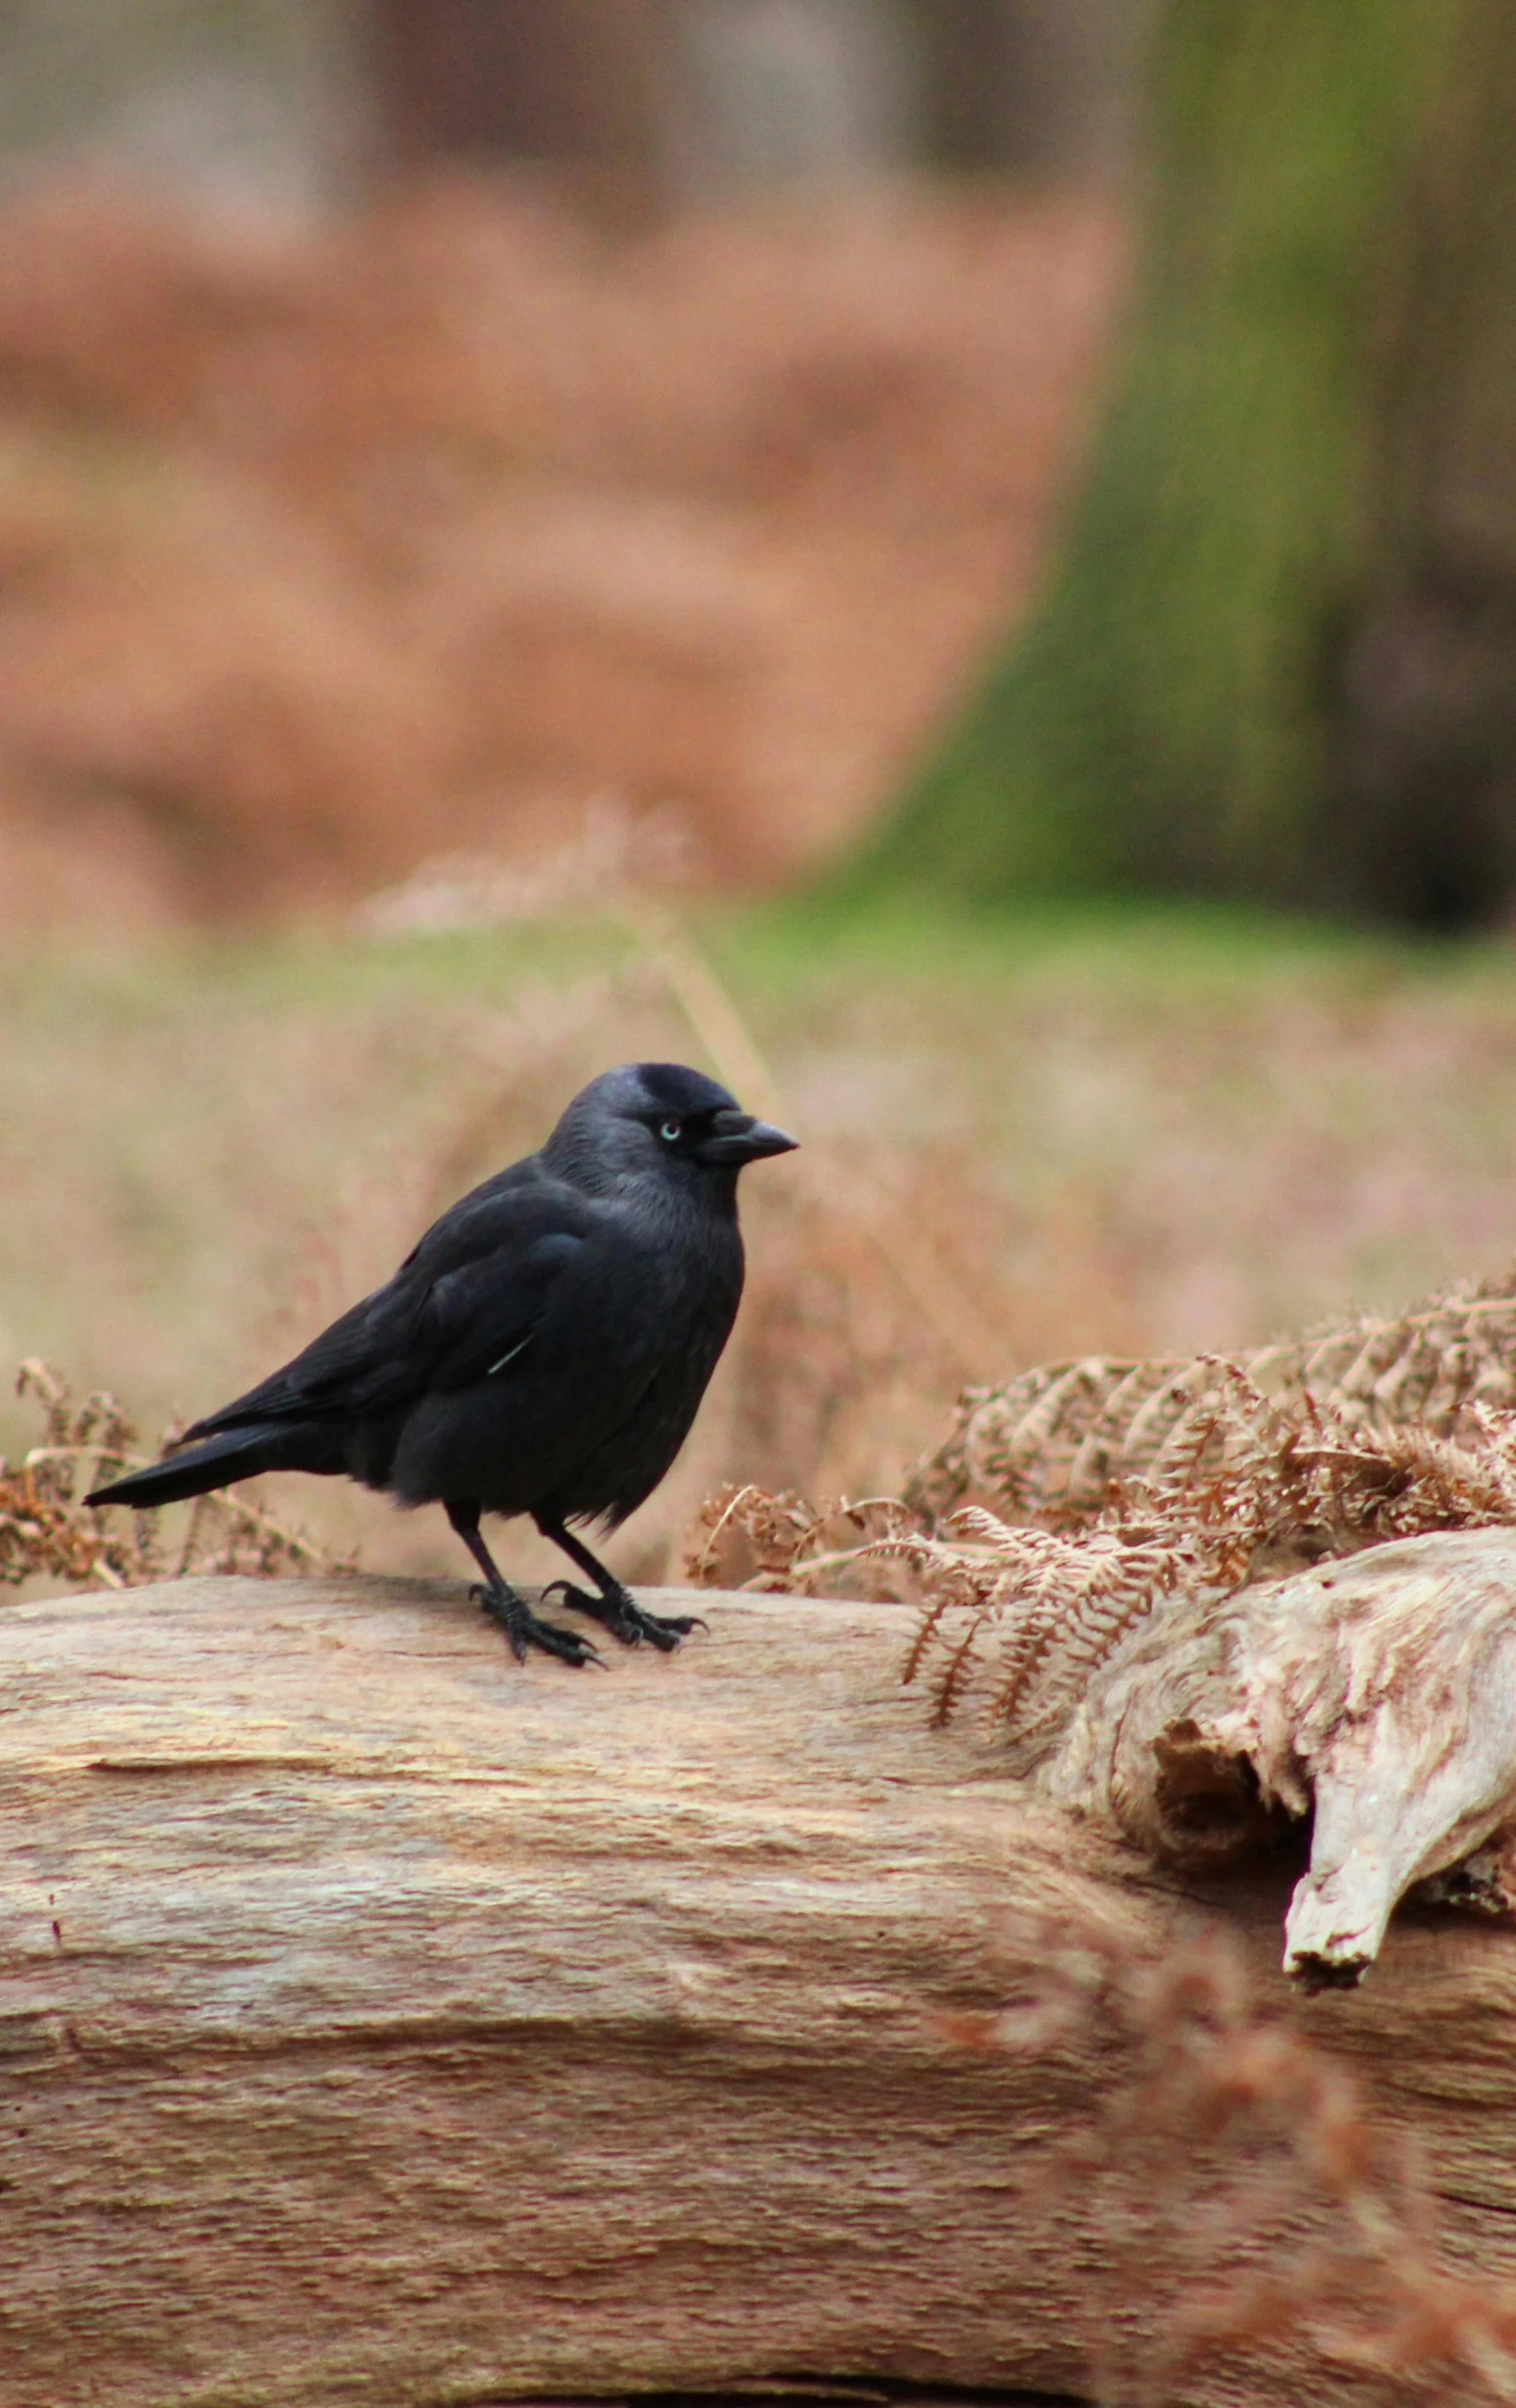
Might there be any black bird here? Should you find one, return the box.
[88,1063,796,1666]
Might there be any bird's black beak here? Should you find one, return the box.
[695,1108,799,1167]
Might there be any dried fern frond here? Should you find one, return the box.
[1,1363,343,1594]
[681,1483,919,1598]
[692,1266,1516,1752]
[1021,1929,1516,2403]
[681,1482,824,1590]
[908,1266,1516,1528]
[908,1383,1516,1747]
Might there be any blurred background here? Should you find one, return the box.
[5,0,1516,1590]
[0,0,1139,921]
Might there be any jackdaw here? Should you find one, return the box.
[88,1062,797,1665]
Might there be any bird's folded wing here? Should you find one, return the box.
[183,1186,596,1437]
[420,1233,587,1392]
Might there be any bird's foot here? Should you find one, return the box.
[472,1582,601,1667]
[541,1579,707,1653]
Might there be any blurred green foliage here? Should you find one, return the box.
[857,0,1468,913]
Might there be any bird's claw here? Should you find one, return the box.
[541,1580,705,1653]
[471,1582,601,1667]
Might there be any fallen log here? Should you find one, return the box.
[3,1568,1516,2407]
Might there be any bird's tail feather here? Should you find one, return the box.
[86,1421,337,1511]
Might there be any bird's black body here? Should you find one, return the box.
[88,1064,796,1664]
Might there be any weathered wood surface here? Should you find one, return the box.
[3,1573,1516,2408]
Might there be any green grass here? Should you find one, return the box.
[714,888,1492,984]
[11,888,1510,1030]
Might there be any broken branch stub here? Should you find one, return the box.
[1044,1526,1516,1986]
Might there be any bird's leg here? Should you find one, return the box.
[446,1499,599,1668]
[535,1516,707,1653]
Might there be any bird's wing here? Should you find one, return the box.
[183,1169,596,1437]
[409,1230,588,1395]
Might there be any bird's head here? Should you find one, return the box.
[545,1063,798,1195]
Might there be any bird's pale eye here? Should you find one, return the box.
[659,1118,682,1144]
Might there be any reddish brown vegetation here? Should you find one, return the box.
[1030,1932,1516,2402]
[0,173,1122,926]
[0,1361,332,1592]
[688,1268,1516,1744]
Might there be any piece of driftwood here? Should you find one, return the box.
[4,1567,1516,2408]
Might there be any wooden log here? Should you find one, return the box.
[3,1571,1516,2407]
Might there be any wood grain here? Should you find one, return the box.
[2,1573,1515,2407]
